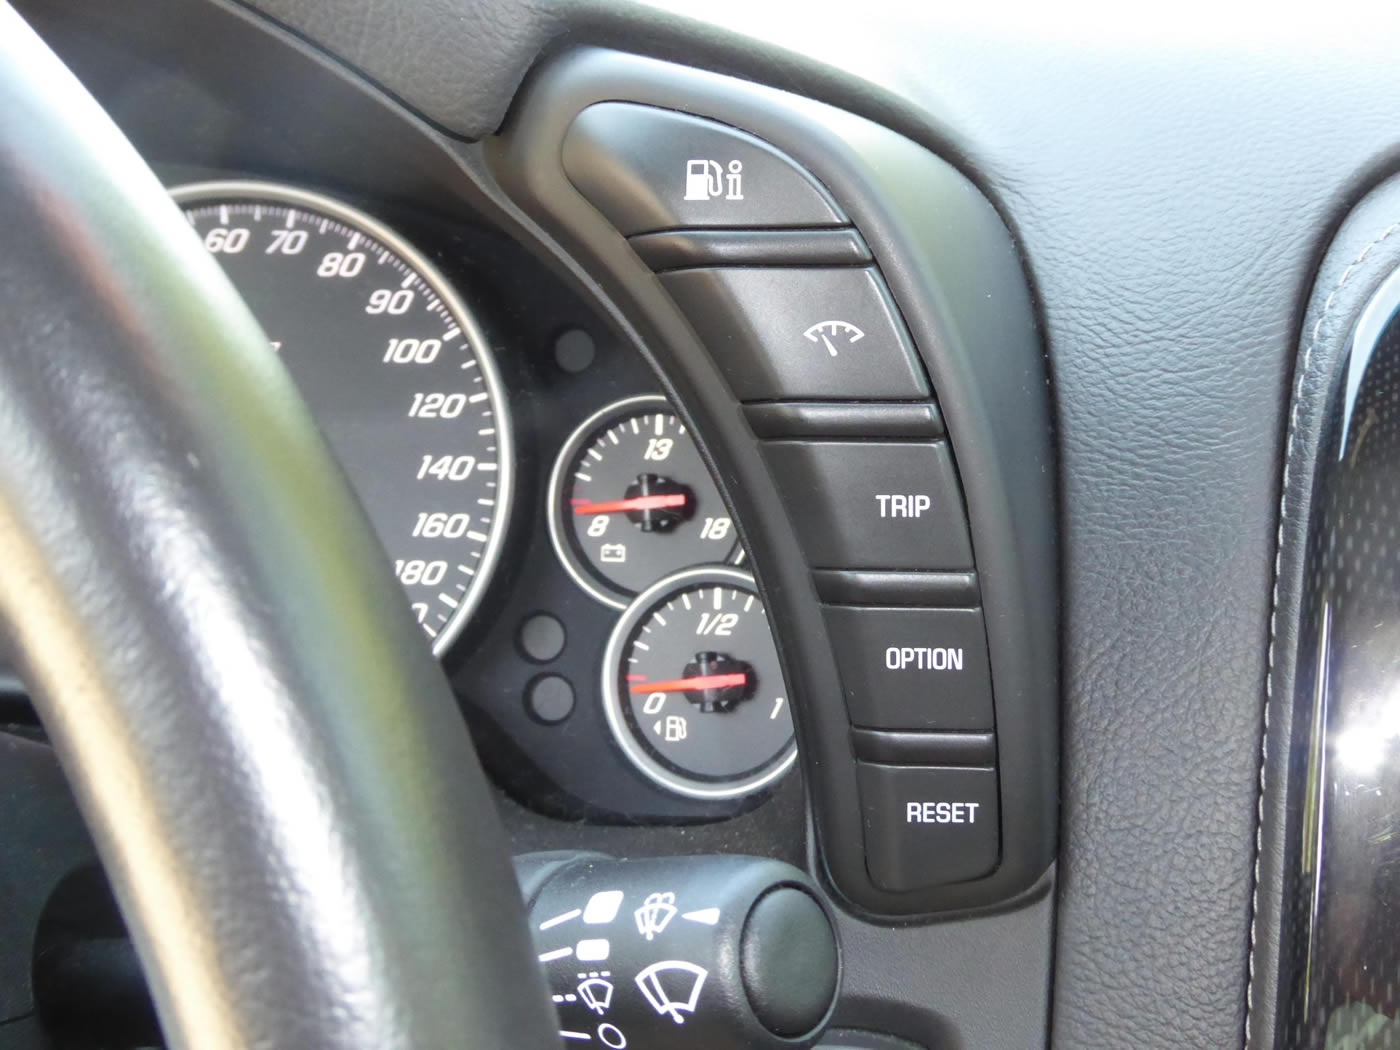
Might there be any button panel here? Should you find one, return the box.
[759,440,972,570]
[824,606,994,730]
[857,763,1000,890]
[660,268,928,401]
[525,70,1056,913]
[562,102,846,235]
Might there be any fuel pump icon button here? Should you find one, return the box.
[563,102,846,234]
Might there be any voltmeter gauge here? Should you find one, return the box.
[602,566,796,800]
[548,395,741,608]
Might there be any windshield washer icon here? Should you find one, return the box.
[576,974,614,1016]
[634,892,678,941]
[635,961,708,1024]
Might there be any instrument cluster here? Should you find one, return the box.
[174,179,796,823]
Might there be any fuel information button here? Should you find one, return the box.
[856,763,1000,891]
[562,102,846,234]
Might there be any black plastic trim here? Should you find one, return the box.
[630,228,871,270]
[850,730,996,767]
[813,570,978,607]
[743,402,943,440]
[495,49,1057,918]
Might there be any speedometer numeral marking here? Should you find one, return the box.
[178,184,511,658]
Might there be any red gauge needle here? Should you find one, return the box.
[573,493,689,514]
[629,672,749,693]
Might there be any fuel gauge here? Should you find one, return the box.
[602,566,796,799]
[548,395,741,607]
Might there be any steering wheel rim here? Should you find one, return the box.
[0,7,556,1049]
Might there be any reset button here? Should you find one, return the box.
[856,763,1000,891]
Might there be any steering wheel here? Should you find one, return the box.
[0,10,557,1049]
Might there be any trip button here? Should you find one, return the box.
[824,606,993,730]
[562,102,846,234]
[759,441,972,569]
[857,763,1000,890]
[660,267,928,401]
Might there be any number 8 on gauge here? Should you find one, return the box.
[602,566,796,799]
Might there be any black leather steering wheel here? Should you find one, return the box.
[0,9,556,1049]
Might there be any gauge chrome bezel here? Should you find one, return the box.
[547,393,742,609]
[169,179,516,658]
[548,394,668,609]
[601,565,798,800]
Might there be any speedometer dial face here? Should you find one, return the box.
[548,395,741,608]
[172,181,513,655]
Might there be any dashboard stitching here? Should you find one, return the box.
[1243,219,1400,1048]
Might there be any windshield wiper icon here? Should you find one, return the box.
[635,961,708,1024]
[634,892,678,941]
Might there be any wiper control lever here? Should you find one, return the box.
[517,853,839,1050]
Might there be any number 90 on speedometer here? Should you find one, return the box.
[172,180,514,655]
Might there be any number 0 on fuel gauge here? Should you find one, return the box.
[548,395,741,608]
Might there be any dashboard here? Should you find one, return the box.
[4,0,1061,915]
[20,0,1400,1046]
[168,177,796,821]
[12,0,1057,938]
[22,2,1388,1049]
[0,1,1068,1044]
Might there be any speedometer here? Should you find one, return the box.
[172,181,513,655]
